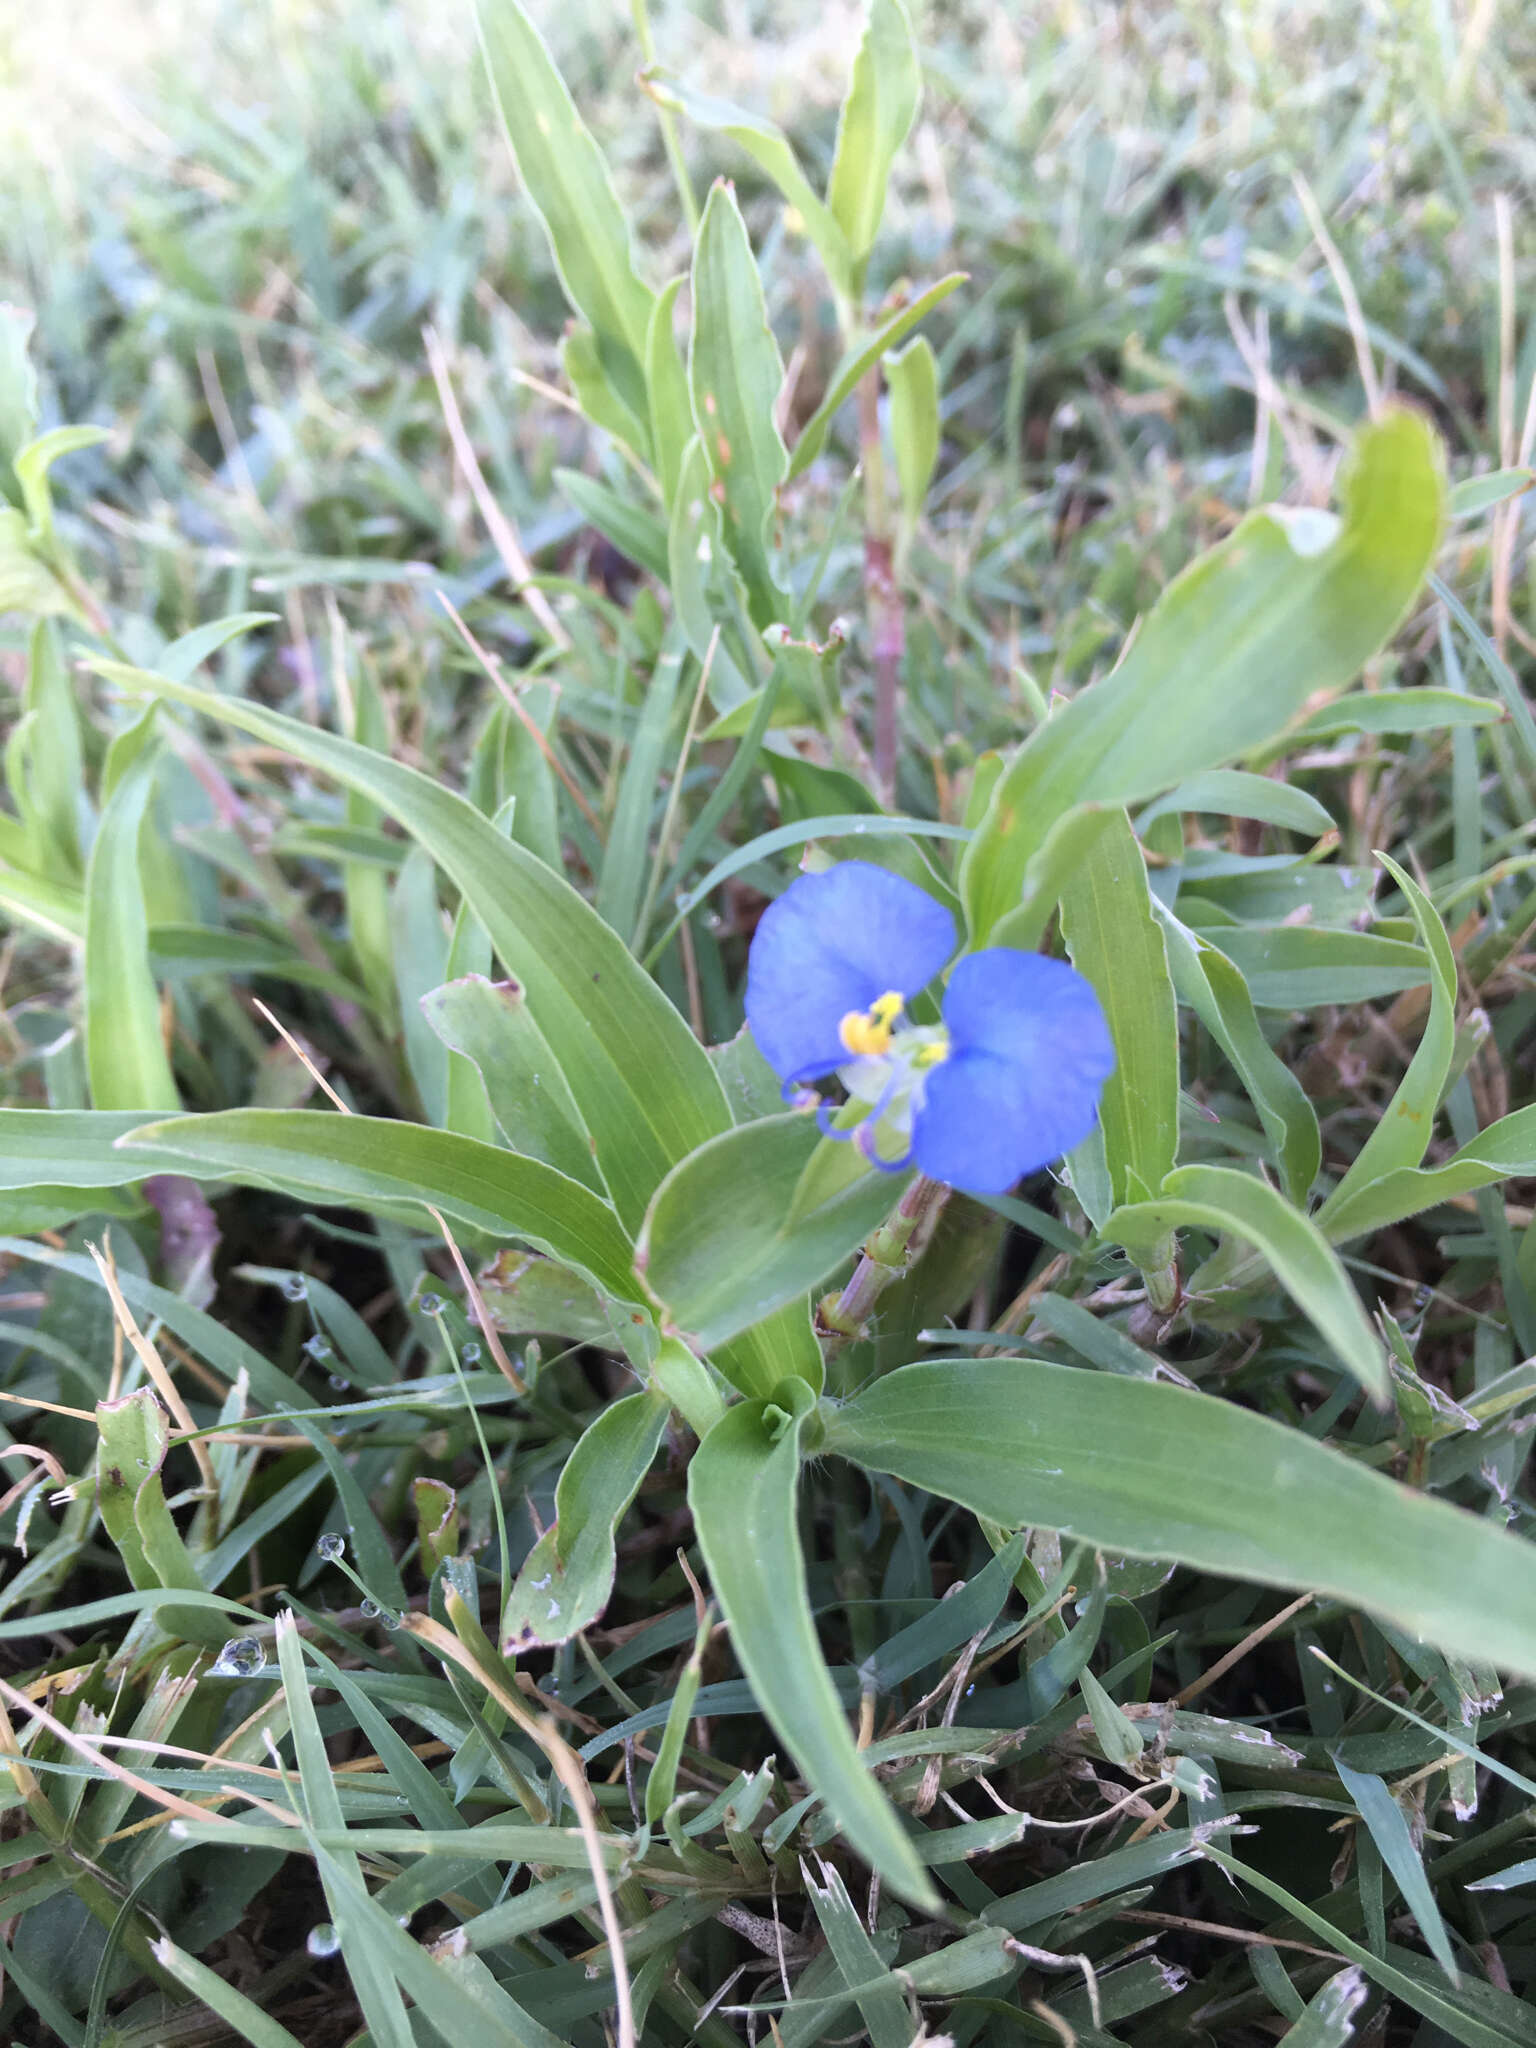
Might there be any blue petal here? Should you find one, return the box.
[912,950,1114,1192]
[744,862,957,1082]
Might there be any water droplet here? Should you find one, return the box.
[359,1597,381,1619]
[209,1636,267,1679]
[461,1341,482,1364]
[328,1373,349,1390]
[306,1923,341,1958]
[418,1292,444,1317]
[381,1611,401,1631]
[284,1274,309,1302]
[317,1533,345,1562]
[304,1334,333,1361]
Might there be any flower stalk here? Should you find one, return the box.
[859,364,903,805]
[817,1173,951,1356]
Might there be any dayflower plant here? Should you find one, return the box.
[744,860,1115,1194]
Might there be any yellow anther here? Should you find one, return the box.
[839,990,904,1058]
[912,1037,950,1070]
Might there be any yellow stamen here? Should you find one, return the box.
[839,990,904,1058]
[912,1038,949,1070]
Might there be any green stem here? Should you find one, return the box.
[632,0,700,234]
[818,1174,950,1357]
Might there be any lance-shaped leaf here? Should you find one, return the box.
[1059,809,1179,1208]
[989,803,1117,953]
[640,69,852,298]
[479,1246,641,1349]
[1284,687,1502,742]
[20,621,83,877]
[1137,768,1336,836]
[1103,1163,1385,1400]
[689,180,789,627]
[1333,1754,1459,1985]
[85,716,179,1114]
[440,887,499,1148]
[884,332,940,525]
[0,1109,193,1192]
[827,0,921,273]
[1158,908,1321,1202]
[0,304,38,494]
[119,1108,640,1302]
[645,278,694,509]
[420,974,602,1192]
[636,1110,903,1376]
[1448,467,1534,517]
[824,1357,1536,1680]
[95,1391,225,1647]
[339,655,398,1024]
[0,861,84,942]
[559,323,651,461]
[474,0,654,417]
[156,609,276,684]
[554,467,670,583]
[392,847,450,1128]
[1316,853,1456,1229]
[14,423,109,547]
[412,1479,460,1575]
[1321,1102,1536,1244]
[961,410,1445,942]
[690,1382,938,1907]
[666,434,756,709]
[502,1388,668,1648]
[90,668,733,1233]
[786,272,965,480]
[1188,922,1429,1009]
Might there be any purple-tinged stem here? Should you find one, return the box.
[859,367,903,806]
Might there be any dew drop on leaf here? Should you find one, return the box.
[209,1636,266,1679]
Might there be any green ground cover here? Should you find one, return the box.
[2,0,1536,2040]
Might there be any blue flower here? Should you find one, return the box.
[744,860,1114,1195]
